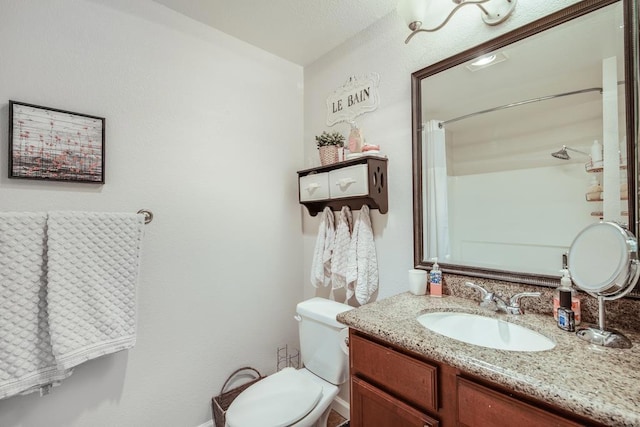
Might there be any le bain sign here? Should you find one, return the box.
[326,73,380,126]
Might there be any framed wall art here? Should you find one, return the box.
[8,100,105,183]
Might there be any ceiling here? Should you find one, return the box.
[151,0,399,66]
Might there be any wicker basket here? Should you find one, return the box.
[212,367,264,427]
[319,145,340,165]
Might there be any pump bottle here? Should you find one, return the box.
[553,269,581,325]
[429,258,442,297]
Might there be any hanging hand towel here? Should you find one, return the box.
[46,211,144,370]
[0,212,71,400]
[346,205,378,305]
[331,206,352,290]
[310,207,335,288]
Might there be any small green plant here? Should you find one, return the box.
[315,131,345,147]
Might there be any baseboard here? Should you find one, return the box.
[196,420,214,427]
[331,395,350,420]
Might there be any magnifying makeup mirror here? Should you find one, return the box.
[568,221,640,348]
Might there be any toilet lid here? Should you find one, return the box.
[226,368,323,427]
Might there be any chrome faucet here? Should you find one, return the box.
[464,282,540,315]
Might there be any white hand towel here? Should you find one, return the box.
[331,206,352,290]
[47,211,144,370]
[0,212,71,400]
[310,207,334,288]
[346,205,378,304]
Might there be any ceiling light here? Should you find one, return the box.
[466,51,508,71]
[398,0,518,44]
[471,54,497,66]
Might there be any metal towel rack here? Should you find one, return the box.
[137,209,154,224]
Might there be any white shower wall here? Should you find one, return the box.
[447,164,596,275]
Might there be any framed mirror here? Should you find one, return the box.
[412,0,639,292]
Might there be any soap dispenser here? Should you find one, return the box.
[429,258,442,298]
[553,269,581,325]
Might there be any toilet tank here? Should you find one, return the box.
[296,297,353,385]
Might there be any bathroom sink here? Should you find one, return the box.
[416,312,555,352]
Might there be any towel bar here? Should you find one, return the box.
[137,209,153,224]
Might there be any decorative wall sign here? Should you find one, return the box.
[326,73,380,126]
[9,101,105,183]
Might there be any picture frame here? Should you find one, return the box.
[8,100,105,183]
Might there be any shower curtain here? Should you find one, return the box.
[423,120,451,261]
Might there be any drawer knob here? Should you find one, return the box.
[305,183,320,193]
[336,178,357,189]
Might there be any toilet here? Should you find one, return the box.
[225,297,353,427]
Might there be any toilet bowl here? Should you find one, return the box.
[225,297,352,427]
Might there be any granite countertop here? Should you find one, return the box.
[337,292,640,427]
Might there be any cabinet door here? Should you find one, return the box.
[350,333,438,412]
[457,378,582,427]
[351,377,439,427]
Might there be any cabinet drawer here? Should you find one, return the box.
[351,377,439,427]
[350,333,438,412]
[329,164,369,199]
[457,377,582,427]
[299,172,329,201]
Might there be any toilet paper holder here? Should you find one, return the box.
[277,345,300,371]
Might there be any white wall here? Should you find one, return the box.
[0,1,303,426]
[303,0,582,302]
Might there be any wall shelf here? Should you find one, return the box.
[590,211,629,218]
[586,193,628,202]
[585,162,627,173]
[297,155,388,216]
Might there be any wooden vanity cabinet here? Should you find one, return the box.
[349,330,604,427]
[351,377,439,427]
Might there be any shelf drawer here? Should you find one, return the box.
[299,172,329,202]
[350,333,438,413]
[329,164,369,199]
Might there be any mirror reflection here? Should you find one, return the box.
[412,0,638,287]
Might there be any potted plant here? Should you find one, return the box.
[315,131,345,165]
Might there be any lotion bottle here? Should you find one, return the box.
[553,269,581,325]
[429,258,442,298]
[557,289,576,332]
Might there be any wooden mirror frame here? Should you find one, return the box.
[412,0,639,291]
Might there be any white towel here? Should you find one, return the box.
[346,205,378,304]
[47,211,144,370]
[331,206,352,290]
[310,207,334,288]
[0,212,71,400]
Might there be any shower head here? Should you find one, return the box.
[551,145,588,160]
[551,146,571,160]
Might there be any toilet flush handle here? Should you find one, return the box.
[294,315,302,322]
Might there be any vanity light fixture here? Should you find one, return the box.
[398,0,518,44]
